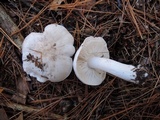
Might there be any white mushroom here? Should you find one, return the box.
[73,36,148,86]
[22,24,75,82]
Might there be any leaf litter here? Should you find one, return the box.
[0,0,160,120]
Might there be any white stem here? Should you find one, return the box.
[88,57,141,83]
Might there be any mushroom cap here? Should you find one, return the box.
[22,24,75,82]
[73,36,109,85]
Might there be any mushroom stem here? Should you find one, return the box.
[88,57,148,83]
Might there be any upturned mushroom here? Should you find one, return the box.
[22,24,75,82]
[73,36,148,86]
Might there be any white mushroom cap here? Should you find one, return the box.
[22,24,75,82]
[73,36,109,85]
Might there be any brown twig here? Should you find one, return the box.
[0,101,63,119]
[11,4,49,36]
[126,1,143,39]
[0,5,23,50]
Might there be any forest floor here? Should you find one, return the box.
[0,0,160,120]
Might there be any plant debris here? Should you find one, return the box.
[25,53,44,71]
[0,0,160,120]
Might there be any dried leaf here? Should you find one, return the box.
[11,76,29,104]
[0,109,9,120]
[50,0,65,9]
[0,87,4,93]
[52,0,65,5]
[14,112,23,120]
[0,36,4,58]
